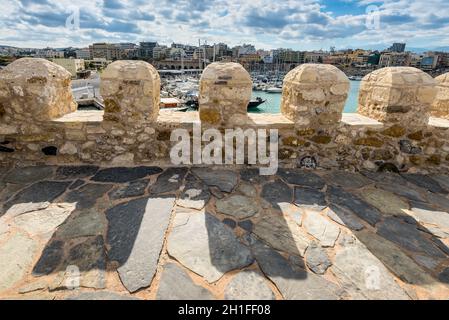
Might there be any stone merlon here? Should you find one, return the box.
[0,58,449,173]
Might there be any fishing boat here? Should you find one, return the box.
[184,93,265,111]
[266,87,282,93]
[248,97,266,110]
[160,98,189,112]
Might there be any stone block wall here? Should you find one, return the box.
[0,58,449,174]
[432,73,449,120]
[357,67,437,127]
[281,64,349,127]
[101,60,160,124]
[199,62,252,127]
[0,58,76,123]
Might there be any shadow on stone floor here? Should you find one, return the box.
[0,165,176,293]
[1,165,449,298]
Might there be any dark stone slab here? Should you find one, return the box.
[64,236,106,271]
[377,217,446,258]
[150,167,188,194]
[156,263,214,300]
[91,166,163,183]
[109,179,150,200]
[327,186,381,226]
[69,179,85,190]
[64,183,113,210]
[426,193,449,211]
[32,240,65,276]
[177,174,211,210]
[277,169,325,189]
[106,196,176,292]
[294,187,327,210]
[55,166,99,180]
[240,168,265,184]
[324,171,372,189]
[4,166,55,184]
[192,168,239,193]
[56,209,105,240]
[167,212,254,283]
[5,181,71,213]
[375,182,426,202]
[251,240,341,300]
[261,180,292,209]
[401,174,447,194]
[439,267,449,284]
[361,171,407,185]
[327,205,365,231]
[305,242,332,275]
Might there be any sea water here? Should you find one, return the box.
[250,80,360,114]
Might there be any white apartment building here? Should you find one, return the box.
[52,58,85,77]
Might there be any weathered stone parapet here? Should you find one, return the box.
[281,64,350,127]
[0,58,76,123]
[358,67,437,127]
[101,60,160,124]
[199,62,252,127]
[431,72,449,120]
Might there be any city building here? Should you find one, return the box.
[237,54,262,64]
[238,44,256,56]
[89,43,122,60]
[52,58,85,77]
[379,52,411,67]
[420,54,439,70]
[139,42,158,59]
[34,48,65,59]
[75,48,91,60]
[304,51,328,63]
[388,43,406,53]
[85,58,110,70]
[153,45,168,60]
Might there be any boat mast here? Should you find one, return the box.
[203,40,207,68]
[198,39,202,70]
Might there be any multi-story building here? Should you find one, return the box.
[323,53,350,66]
[430,51,449,69]
[139,42,158,59]
[238,54,262,64]
[75,48,91,60]
[34,48,64,59]
[379,52,411,67]
[153,45,168,60]
[117,43,138,50]
[388,43,406,53]
[214,43,230,58]
[409,53,424,68]
[89,43,122,60]
[304,51,328,63]
[52,58,85,77]
[279,50,305,64]
[238,44,256,56]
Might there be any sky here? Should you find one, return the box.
[1,0,449,50]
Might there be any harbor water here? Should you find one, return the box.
[250,80,360,114]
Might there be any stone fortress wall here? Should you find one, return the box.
[1,57,449,173]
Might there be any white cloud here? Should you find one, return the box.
[0,0,448,50]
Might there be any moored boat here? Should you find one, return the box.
[266,87,282,93]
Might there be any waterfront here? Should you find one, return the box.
[250,80,360,114]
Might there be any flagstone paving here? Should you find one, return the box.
[1,165,449,300]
